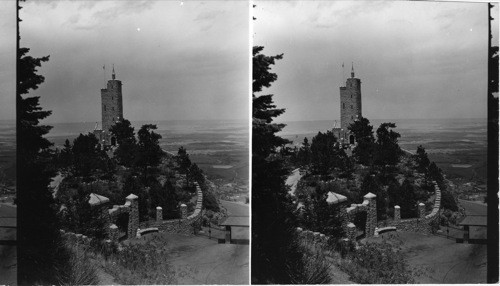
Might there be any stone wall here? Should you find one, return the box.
[60,229,93,245]
[294,182,441,245]
[138,182,203,236]
[377,181,441,235]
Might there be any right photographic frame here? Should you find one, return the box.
[251,1,498,284]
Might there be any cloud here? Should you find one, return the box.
[63,1,155,30]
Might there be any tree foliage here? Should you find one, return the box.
[348,117,375,165]
[297,137,311,166]
[393,179,418,218]
[310,130,338,176]
[374,122,401,166]
[18,47,68,284]
[360,174,388,220]
[136,124,163,179]
[300,186,345,239]
[413,145,430,173]
[176,146,192,186]
[71,133,111,180]
[252,46,304,283]
[110,119,137,167]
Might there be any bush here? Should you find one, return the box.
[103,235,175,284]
[285,234,332,284]
[441,189,458,211]
[56,240,99,285]
[340,241,415,284]
[203,190,220,212]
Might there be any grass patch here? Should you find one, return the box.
[55,240,99,285]
[100,236,176,285]
[338,240,420,284]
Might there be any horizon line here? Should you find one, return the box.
[40,118,248,125]
[279,117,487,123]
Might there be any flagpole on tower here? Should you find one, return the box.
[342,62,345,86]
[103,64,106,88]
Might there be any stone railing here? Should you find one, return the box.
[138,182,203,236]
[60,229,93,245]
[376,181,441,235]
[295,227,330,246]
[293,182,442,245]
[66,181,204,243]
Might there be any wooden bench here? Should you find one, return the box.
[374,226,397,237]
[136,227,159,238]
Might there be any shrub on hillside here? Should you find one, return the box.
[203,190,220,212]
[102,236,175,284]
[441,189,458,212]
[340,241,415,284]
[56,240,99,285]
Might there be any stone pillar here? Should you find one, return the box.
[109,224,119,241]
[394,205,401,223]
[180,204,187,219]
[156,206,163,223]
[347,222,356,241]
[364,192,377,237]
[225,225,231,244]
[126,193,139,239]
[418,203,426,218]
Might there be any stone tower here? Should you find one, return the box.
[339,63,362,131]
[100,66,123,145]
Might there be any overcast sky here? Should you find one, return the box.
[254,1,499,122]
[17,0,249,123]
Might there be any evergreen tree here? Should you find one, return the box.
[413,145,430,173]
[18,47,68,283]
[59,138,73,171]
[348,117,375,165]
[176,146,192,186]
[374,122,402,166]
[297,137,311,166]
[136,124,163,180]
[110,119,137,167]
[427,162,444,185]
[360,174,387,220]
[189,163,205,185]
[394,179,418,218]
[71,133,107,180]
[253,46,304,283]
[310,130,340,177]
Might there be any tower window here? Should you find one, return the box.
[351,116,353,120]
[351,95,352,99]
[104,105,106,111]
[112,107,114,111]
[343,103,345,109]
[351,105,353,109]
[111,96,113,101]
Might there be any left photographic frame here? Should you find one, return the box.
[15,1,250,285]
